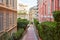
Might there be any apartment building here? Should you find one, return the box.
[38,0,60,22]
[0,0,17,36]
[29,6,38,22]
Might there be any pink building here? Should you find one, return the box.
[38,0,60,22]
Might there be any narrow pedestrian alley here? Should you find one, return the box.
[21,24,38,40]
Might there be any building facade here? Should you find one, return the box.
[17,9,29,20]
[29,6,38,22]
[38,0,60,22]
[0,0,17,36]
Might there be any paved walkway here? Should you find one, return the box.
[22,24,38,40]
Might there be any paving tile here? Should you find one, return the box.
[22,25,38,40]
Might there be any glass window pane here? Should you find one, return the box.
[59,0,60,7]
[0,11,3,31]
[6,0,9,6]
[6,12,9,29]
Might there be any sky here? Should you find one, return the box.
[17,0,37,11]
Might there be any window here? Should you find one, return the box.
[6,0,9,6]
[45,5,46,14]
[9,13,14,27]
[0,11,3,31]
[59,0,60,7]
[0,0,3,3]
[39,0,43,4]
[2,0,3,2]
[14,13,17,24]
[52,0,54,11]
[12,13,14,25]
[12,0,14,8]
[11,13,13,26]
[14,0,17,9]
[6,12,9,29]
[10,13,12,26]
[10,0,11,5]
[48,1,50,14]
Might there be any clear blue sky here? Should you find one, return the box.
[17,0,37,10]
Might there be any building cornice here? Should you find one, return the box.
[0,5,17,12]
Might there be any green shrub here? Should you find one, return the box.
[12,28,24,40]
[8,36,14,40]
[37,24,43,38]
[2,29,24,40]
[37,22,59,40]
[34,11,60,40]
[0,32,10,40]
[53,11,60,22]
[53,11,60,39]
[17,18,29,30]
[34,19,39,27]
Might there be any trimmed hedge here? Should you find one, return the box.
[0,29,24,40]
[12,28,24,40]
[34,19,39,27]
[37,22,59,40]
[0,32,9,40]
[17,18,29,30]
[34,11,60,40]
[53,11,60,22]
[53,11,60,40]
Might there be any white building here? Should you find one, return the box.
[29,5,38,22]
